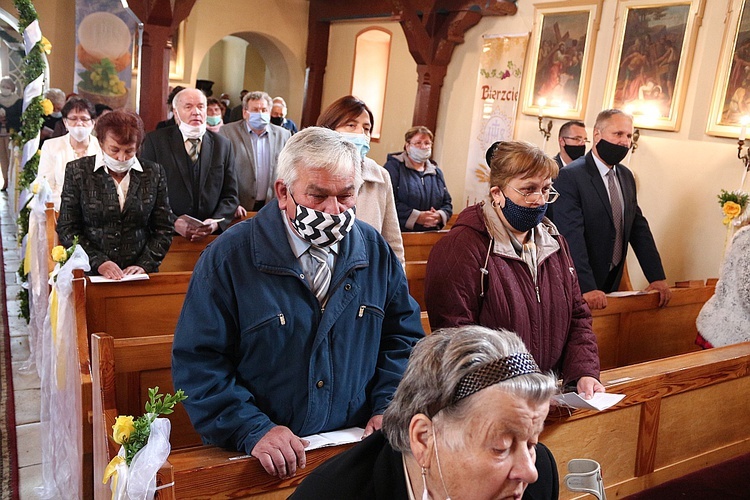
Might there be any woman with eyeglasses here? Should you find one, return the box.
[384,126,452,232]
[35,96,101,209]
[425,141,605,398]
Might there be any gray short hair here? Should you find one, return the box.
[172,88,206,110]
[382,326,557,453]
[276,126,363,193]
[244,91,273,110]
[594,108,632,132]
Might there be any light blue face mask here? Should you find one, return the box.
[339,132,371,159]
[247,112,270,130]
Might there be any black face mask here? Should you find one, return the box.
[563,144,586,162]
[270,116,284,126]
[595,138,630,166]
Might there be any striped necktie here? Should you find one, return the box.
[308,246,331,304]
[187,138,200,163]
[607,169,624,266]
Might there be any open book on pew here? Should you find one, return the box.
[607,290,647,298]
[228,427,365,461]
[552,392,625,411]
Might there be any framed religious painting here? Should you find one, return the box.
[707,0,750,138]
[521,0,603,120]
[602,0,705,131]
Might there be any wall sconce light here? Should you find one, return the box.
[538,115,553,142]
[630,128,641,153]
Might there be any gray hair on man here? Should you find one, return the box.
[172,88,207,110]
[277,126,363,193]
[243,91,273,110]
[594,108,633,131]
[272,96,288,110]
[382,325,557,453]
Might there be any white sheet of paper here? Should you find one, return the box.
[88,274,150,284]
[607,290,646,297]
[226,426,366,461]
[551,392,625,411]
[303,427,365,451]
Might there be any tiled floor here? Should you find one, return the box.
[2,191,42,499]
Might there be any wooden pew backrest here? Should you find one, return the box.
[543,341,750,499]
[402,230,448,261]
[91,332,353,499]
[405,260,426,311]
[592,284,713,369]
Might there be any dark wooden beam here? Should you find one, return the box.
[128,0,197,130]
[304,0,517,132]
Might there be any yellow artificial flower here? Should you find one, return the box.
[50,245,66,263]
[31,182,39,194]
[40,37,52,55]
[40,98,53,116]
[722,201,742,225]
[112,415,135,445]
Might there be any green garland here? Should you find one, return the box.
[13,0,45,323]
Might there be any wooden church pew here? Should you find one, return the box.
[401,230,449,261]
[91,332,355,499]
[543,341,750,499]
[591,282,714,369]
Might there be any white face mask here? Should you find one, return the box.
[68,125,92,143]
[103,151,136,174]
[178,120,206,139]
[408,146,432,164]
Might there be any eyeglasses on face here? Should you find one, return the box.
[65,116,93,125]
[506,184,560,205]
[409,141,433,149]
[561,136,590,145]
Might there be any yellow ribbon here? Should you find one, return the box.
[103,455,125,500]
[23,219,36,275]
[49,287,66,389]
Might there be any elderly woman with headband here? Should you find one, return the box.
[425,140,604,398]
[291,325,559,499]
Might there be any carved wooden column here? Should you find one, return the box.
[301,20,331,128]
[139,25,172,130]
[128,0,196,130]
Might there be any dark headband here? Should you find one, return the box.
[452,352,541,405]
[485,141,503,166]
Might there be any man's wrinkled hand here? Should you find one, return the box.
[645,280,671,307]
[362,415,383,439]
[122,265,145,276]
[251,426,309,478]
[582,290,607,310]
[577,376,605,400]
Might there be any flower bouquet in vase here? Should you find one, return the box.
[103,387,187,500]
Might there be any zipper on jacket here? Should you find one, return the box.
[278,313,286,326]
[535,285,541,303]
[358,305,366,317]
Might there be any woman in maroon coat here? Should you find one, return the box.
[425,140,604,397]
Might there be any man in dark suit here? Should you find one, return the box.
[553,120,588,169]
[142,88,239,241]
[552,109,671,310]
[220,91,291,217]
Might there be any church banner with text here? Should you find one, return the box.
[464,34,528,205]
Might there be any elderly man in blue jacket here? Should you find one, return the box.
[172,126,424,479]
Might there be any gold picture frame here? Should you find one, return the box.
[521,0,603,120]
[707,0,750,138]
[169,21,186,81]
[603,0,705,131]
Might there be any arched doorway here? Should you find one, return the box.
[195,32,295,118]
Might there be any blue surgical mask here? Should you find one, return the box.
[500,195,547,233]
[206,115,222,126]
[248,112,270,130]
[339,132,370,159]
